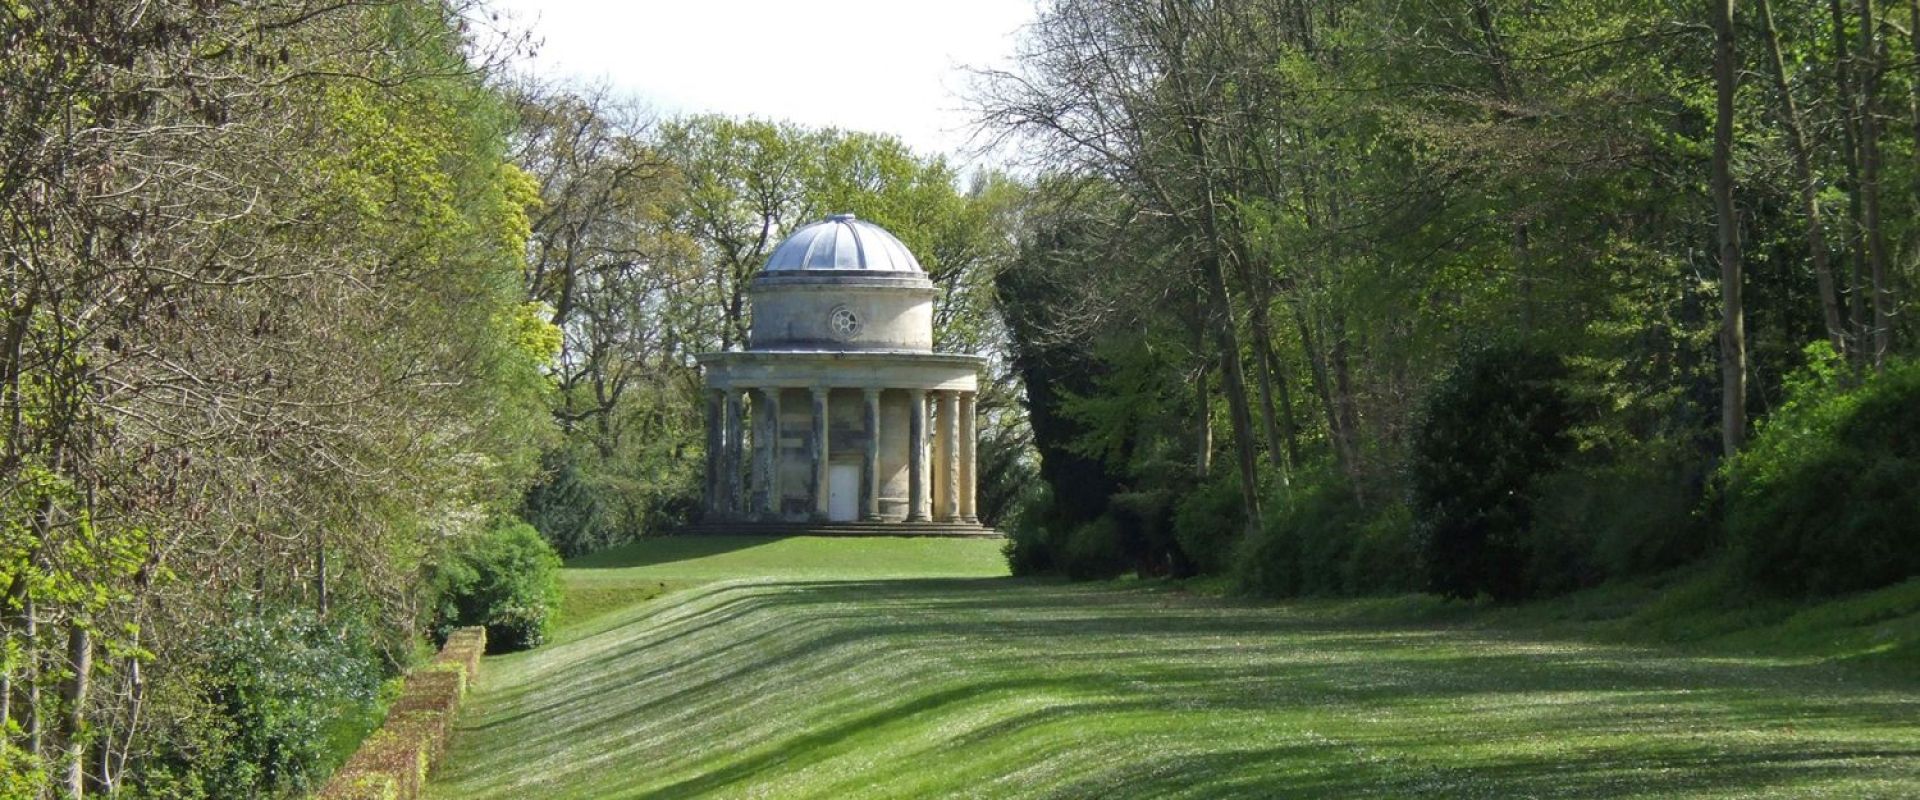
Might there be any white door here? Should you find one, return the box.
[828,464,860,522]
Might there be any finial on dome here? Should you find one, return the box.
[828,213,857,221]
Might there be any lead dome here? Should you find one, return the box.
[763,214,922,273]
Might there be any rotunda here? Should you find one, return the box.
[692,214,990,534]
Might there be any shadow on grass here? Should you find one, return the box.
[632,676,1079,800]
[564,535,782,570]
[433,577,1920,799]
[1041,737,1920,799]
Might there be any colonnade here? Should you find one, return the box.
[703,386,978,524]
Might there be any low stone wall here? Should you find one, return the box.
[314,627,487,800]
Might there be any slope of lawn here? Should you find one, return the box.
[549,536,1011,633]
[427,536,1920,799]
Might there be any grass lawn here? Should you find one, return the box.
[427,536,1919,799]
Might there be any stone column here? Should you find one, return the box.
[746,389,764,515]
[907,388,928,521]
[933,392,944,513]
[960,391,978,523]
[703,388,723,516]
[862,388,881,521]
[760,387,783,519]
[940,390,961,522]
[810,386,830,520]
[725,389,746,518]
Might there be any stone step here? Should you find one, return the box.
[673,520,1002,539]
[676,528,994,534]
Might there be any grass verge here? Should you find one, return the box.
[427,536,1917,799]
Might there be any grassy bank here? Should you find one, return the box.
[428,536,1917,799]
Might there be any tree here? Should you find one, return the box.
[976,0,1881,590]
[974,0,1284,535]
[1712,0,1748,455]
[1,2,554,794]
[510,83,701,554]
[1412,344,1577,601]
[1757,0,1848,357]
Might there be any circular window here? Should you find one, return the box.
[828,305,862,339]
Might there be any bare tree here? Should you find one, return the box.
[972,0,1273,530]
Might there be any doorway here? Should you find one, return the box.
[828,463,860,522]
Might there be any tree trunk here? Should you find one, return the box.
[1759,0,1849,354]
[1157,5,1264,531]
[1469,0,1538,334]
[1711,0,1748,455]
[1907,0,1920,350]
[107,657,144,795]
[1287,163,1361,480]
[1193,318,1213,479]
[1202,248,1265,531]
[1,575,19,736]
[1328,316,1364,480]
[1855,0,1894,367]
[1240,272,1290,484]
[1829,0,1873,359]
[58,622,92,798]
[24,590,39,760]
[90,718,113,795]
[313,530,328,617]
[1264,341,1301,470]
[1910,0,1920,201]
[1292,302,1357,476]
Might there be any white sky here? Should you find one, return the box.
[491,0,1039,169]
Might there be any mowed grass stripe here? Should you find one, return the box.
[427,537,1919,799]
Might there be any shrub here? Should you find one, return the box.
[1061,515,1131,580]
[314,773,398,800]
[383,710,453,767]
[1171,472,1244,576]
[520,448,603,557]
[1233,475,1419,598]
[1724,345,1920,596]
[130,604,383,798]
[314,626,485,800]
[0,742,47,800]
[429,519,562,651]
[1411,342,1577,601]
[1001,487,1065,576]
[1341,500,1421,595]
[1001,489,1133,579]
[1006,475,1238,580]
[1527,447,1707,595]
[430,627,487,683]
[1285,487,1363,597]
[390,667,464,715]
[521,444,701,557]
[1234,483,1334,598]
[331,729,426,799]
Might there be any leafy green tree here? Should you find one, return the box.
[133,606,381,798]
[1725,344,1920,595]
[976,0,1920,597]
[429,520,562,651]
[1412,344,1577,601]
[1,1,555,794]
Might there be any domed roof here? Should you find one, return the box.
[762,214,922,273]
